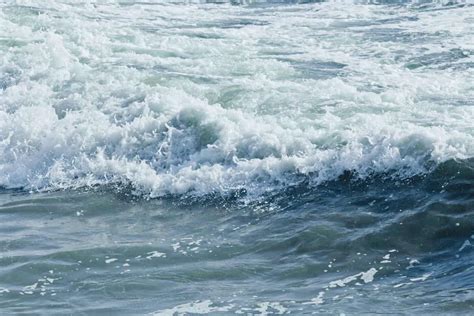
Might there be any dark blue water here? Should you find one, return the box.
[1,159,473,314]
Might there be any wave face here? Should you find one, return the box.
[1,1,473,198]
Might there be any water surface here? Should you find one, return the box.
[1,0,474,314]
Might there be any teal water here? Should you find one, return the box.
[2,160,474,314]
[1,0,474,314]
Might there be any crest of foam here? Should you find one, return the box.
[1,1,473,197]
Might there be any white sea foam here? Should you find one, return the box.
[151,300,234,315]
[1,1,473,198]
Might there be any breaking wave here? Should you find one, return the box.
[1,0,473,198]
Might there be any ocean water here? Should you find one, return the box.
[1,0,474,314]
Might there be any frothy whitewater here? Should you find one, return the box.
[1,1,474,315]
[1,0,473,198]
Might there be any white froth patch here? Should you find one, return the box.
[255,302,287,315]
[328,267,378,288]
[151,300,233,315]
[303,291,325,306]
[360,268,378,283]
[146,251,166,259]
[458,240,472,252]
[407,259,420,269]
[410,273,432,282]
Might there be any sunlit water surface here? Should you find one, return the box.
[1,0,474,314]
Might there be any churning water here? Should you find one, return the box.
[1,0,474,314]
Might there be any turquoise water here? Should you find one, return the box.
[1,0,474,314]
[2,162,474,314]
